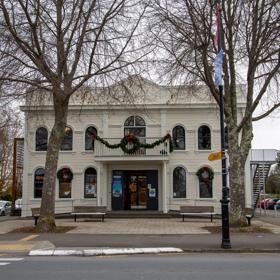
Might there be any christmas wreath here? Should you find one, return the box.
[120,134,141,154]
[196,166,214,182]
[93,133,173,154]
[57,168,73,182]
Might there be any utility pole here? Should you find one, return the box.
[215,0,231,249]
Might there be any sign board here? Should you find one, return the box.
[208,151,222,161]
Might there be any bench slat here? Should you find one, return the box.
[71,206,107,222]
[72,206,106,213]
[179,206,215,222]
[180,206,214,213]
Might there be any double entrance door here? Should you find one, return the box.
[112,170,158,211]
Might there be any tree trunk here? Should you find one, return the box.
[228,153,247,226]
[227,122,253,226]
[37,94,69,232]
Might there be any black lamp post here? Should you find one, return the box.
[215,0,232,249]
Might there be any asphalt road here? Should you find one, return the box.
[0,254,280,280]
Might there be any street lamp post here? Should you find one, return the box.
[216,0,232,249]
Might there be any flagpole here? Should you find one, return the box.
[216,0,231,249]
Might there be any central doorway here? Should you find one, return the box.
[111,170,158,211]
[125,172,148,210]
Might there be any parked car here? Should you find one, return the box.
[0,200,11,216]
[274,200,280,210]
[259,198,271,209]
[267,198,280,210]
[15,199,22,210]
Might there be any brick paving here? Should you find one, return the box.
[58,218,215,234]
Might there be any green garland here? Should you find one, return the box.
[196,166,214,182]
[93,134,174,154]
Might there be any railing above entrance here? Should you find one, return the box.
[94,137,170,158]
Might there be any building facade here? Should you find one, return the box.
[20,76,251,216]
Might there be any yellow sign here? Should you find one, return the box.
[208,151,222,161]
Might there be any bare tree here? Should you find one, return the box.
[0,105,22,199]
[150,0,280,224]
[0,0,150,231]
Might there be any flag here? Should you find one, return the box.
[214,3,220,52]
[214,49,223,87]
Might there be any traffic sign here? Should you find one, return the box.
[208,151,222,161]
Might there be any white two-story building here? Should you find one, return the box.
[20,76,251,216]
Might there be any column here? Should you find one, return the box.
[162,161,168,213]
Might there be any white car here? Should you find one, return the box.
[0,200,11,216]
[15,199,22,210]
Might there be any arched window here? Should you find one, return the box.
[60,126,73,151]
[35,127,48,151]
[57,168,73,198]
[198,125,211,150]
[197,167,213,198]
[124,115,146,138]
[172,126,185,150]
[173,167,186,198]
[85,126,97,151]
[34,168,44,198]
[84,167,97,198]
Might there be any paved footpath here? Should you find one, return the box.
[0,213,279,256]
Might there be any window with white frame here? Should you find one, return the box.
[85,126,97,151]
[173,167,186,198]
[34,168,44,198]
[84,167,97,198]
[60,126,73,151]
[198,125,211,150]
[172,125,185,150]
[57,168,73,198]
[124,115,146,138]
[35,127,48,151]
[197,167,213,198]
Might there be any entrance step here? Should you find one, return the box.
[106,211,174,219]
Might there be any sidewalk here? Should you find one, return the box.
[0,214,280,255]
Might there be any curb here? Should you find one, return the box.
[29,247,183,256]
[182,248,280,253]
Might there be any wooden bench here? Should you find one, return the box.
[31,208,40,226]
[180,206,215,222]
[71,206,106,222]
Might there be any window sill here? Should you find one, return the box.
[172,150,189,153]
[195,198,216,201]
[195,150,213,153]
[81,151,94,154]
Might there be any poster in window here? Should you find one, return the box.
[59,182,71,198]
[85,174,97,198]
[112,175,122,197]
[149,188,156,198]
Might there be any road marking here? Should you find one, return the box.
[0,244,33,251]
[0,258,24,267]
[0,258,24,261]
[20,234,39,241]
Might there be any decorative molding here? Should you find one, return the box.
[147,124,161,128]
[73,172,83,176]
[108,124,122,128]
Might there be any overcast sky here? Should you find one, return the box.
[252,113,280,150]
